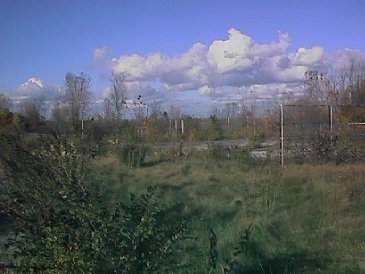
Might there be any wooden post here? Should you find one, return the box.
[181,119,184,134]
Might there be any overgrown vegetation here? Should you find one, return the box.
[1,63,365,273]
[0,134,185,273]
[1,126,365,273]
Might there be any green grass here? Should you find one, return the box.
[91,150,365,273]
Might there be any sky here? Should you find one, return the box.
[1,0,365,116]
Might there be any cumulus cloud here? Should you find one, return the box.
[292,47,324,66]
[93,46,111,64]
[108,28,332,95]
[325,48,365,72]
[198,85,214,95]
[93,28,365,115]
[10,77,61,102]
[207,28,253,73]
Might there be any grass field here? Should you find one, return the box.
[92,148,365,273]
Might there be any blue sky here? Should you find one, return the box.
[1,0,365,116]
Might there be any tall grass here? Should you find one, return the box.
[91,148,365,273]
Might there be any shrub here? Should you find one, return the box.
[116,143,148,168]
[0,134,185,273]
[207,142,248,161]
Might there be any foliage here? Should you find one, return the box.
[64,72,92,131]
[0,109,23,133]
[292,130,359,164]
[116,143,148,168]
[207,142,249,161]
[0,134,185,273]
[209,114,223,140]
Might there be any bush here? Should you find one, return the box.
[116,143,148,168]
[207,142,248,161]
[0,134,185,273]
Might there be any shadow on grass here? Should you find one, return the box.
[142,159,164,168]
[232,251,330,274]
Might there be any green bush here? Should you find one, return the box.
[0,134,185,273]
[116,143,148,168]
[207,142,248,161]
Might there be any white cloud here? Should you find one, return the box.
[325,48,365,72]
[207,28,253,73]
[93,46,110,64]
[10,77,61,102]
[19,77,45,89]
[112,53,164,81]
[91,28,365,115]
[250,32,290,58]
[108,28,329,94]
[198,85,213,95]
[292,46,324,66]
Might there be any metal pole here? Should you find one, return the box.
[181,119,184,135]
[253,117,256,137]
[329,105,333,148]
[81,118,84,139]
[280,104,284,166]
[330,105,333,132]
[169,119,172,145]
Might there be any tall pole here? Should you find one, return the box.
[329,105,333,132]
[329,105,333,148]
[81,118,84,140]
[280,104,284,166]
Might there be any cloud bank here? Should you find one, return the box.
[9,77,61,102]
[98,28,365,115]
[110,29,327,91]
[6,28,365,117]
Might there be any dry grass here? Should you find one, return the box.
[91,151,365,273]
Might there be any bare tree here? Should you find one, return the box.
[149,101,163,119]
[18,97,45,130]
[223,102,239,119]
[64,72,92,129]
[51,101,70,127]
[169,105,181,120]
[0,94,12,111]
[109,72,127,120]
[103,98,113,119]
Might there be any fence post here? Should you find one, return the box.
[280,104,284,166]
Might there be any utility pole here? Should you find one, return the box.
[280,104,284,167]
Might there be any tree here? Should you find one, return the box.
[169,106,181,121]
[149,101,163,119]
[109,72,127,120]
[0,94,12,111]
[17,97,45,131]
[0,94,15,132]
[51,102,71,132]
[223,102,239,119]
[103,98,113,119]
[64,72,92,130]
